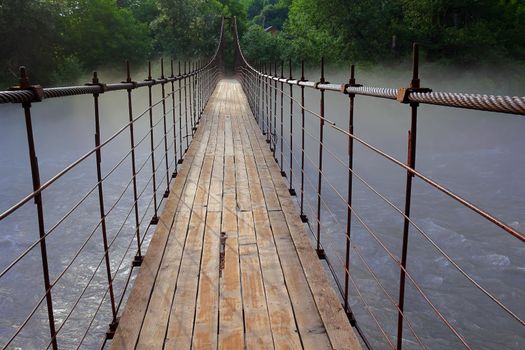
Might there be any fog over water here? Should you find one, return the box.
[0,63,524,349]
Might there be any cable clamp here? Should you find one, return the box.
[85,82,107,94]
[397,87,432,104]
[9,84,44,102]
[121,80,137,89]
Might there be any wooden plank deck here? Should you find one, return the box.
[110,79,361,350]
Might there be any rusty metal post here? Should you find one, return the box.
[160,59,170,198]
[184,61,189,152]
[344,65,359,323]
[273,61,277,155]
[197,60,201,118]
[256,63,261,126]
[288,59,296,195]
[192,62,197,129]
[147,61,159,225]
[265,63,269,140]
[280,61,284,170]
[189,62,195,135]
[316,57,326,259]
[256,63,260,126]
[90,72,118,337]
[269,62,273,147]
[396,43,423,350]
[19,67,58,350]
[261,63,264,128]
[300,60,308,223]
[170,59,178,178]
[178,61,184,162]
[200,60,204,116]
[195,62,199,126]
[125,62,143,265]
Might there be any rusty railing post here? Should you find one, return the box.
[200,60,204,116]
[184,61,189,152]
[178,61,184,162]
[273,61,277,155]
[160,59,170,198]
[299,60,308,222]
[89,72,118,338]
[256,62,261,126]
[189,62,195,135]
[344,65,360,324]
[288,59,296,195]
[18,67,58,350]
[396,43,429,350]
[316,57,326,259]
[146,61,159,225]
[269,62,273,147]
[124,62,143,266]
[280,61,284,170]
[192,62,197,130]
[170,59,178,178]
[265,63,269,140]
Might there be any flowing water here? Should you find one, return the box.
[0,65,524,349]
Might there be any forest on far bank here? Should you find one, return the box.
[2,0,525,87]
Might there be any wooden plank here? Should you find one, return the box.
[242,98,362,350]
[164,93,221,349]
[135,95,220,349]
[268,211,332,350]
[219,115,243,348]
[245,155,265,209]
[135,209,191,349]
[163,206,207,350]
[222,155,236,233]
[110,89,214,349]
[252,208,303,350]
[218,230,244,350]
[194,155,215,207]
[192,211,221,349]
[208,110,224,212]
[238,211,274,349]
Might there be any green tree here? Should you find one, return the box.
[0,0,64,86]
[240,24,280,63]
[63,0,153,70]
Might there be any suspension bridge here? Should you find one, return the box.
[0,17,524,350]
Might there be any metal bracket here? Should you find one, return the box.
[150,216,159,225]
[314,81,330,90]
[9,84,44,102]
[106,318,120,339]
[344,307,357,326]
[132,255,144,267]
[396,87,432,104]
[122,80,138,90]
[85,82,107,94]
[289,188,297,196]
[316,248,326,259]
[300,214,308,223]
[342,82,363,95]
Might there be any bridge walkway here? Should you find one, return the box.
[110,79,360,350]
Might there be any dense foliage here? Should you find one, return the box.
[1,0,524,86]
[241,0,525,65]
